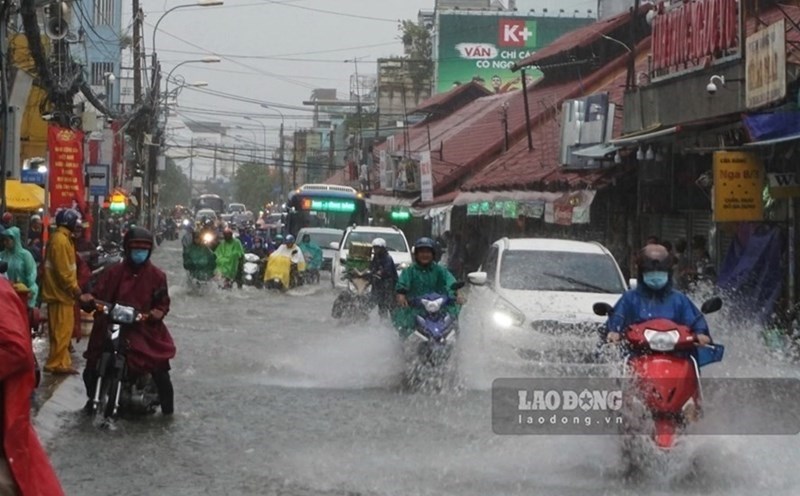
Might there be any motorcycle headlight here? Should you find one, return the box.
[644,329,680,351]
[421,297,445,314]
[492,298,525,329]
[182,219,190,227]
[110,304,136,324]
[202,232,214,244]
[398,262,410,271]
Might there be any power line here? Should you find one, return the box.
[154,40,400,60]
[257,0,399,23]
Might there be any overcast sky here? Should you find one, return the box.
[135,0,598,177]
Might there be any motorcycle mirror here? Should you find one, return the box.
[451,281,466,291]
[701,297,723,315]
[593,302,613,317]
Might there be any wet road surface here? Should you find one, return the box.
[44,241,800,495]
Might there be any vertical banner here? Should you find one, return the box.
[746,19,786,109]
[713,151,765,222]
[419,151,433,203]
[47,125,85,216]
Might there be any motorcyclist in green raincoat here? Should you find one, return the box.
[0,226,39,308]
[298,234,323,271]
[214,227,245,287]
[393,237,463,338]
[183,230,217,282]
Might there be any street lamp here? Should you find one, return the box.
[244,116,267,165]
[152,0,224,60]
[165,57,221,97]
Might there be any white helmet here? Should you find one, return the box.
[372,237,387,248]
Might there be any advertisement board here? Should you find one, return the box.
[746,19,786,110]
[713,151,764,222]
[435,12,591,94]
[419,151,433,203]
[47,125,85,215]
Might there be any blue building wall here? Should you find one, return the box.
[76,0,123,105]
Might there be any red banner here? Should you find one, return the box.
[47,125,85,216]
[652,0,738,75]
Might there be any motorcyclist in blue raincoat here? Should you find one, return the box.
[605,244,712,346]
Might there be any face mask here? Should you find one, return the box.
[130,249,150,266]
[643,271,669,290]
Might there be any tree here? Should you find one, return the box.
[233,162,279,212]
[158,158,191,208]
[400,20,434,92]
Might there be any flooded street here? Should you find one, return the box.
[44,241,800,496]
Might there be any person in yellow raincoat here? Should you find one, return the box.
[41,209,83,375]
[264,235,305,289]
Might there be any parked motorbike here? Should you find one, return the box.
[409,282,465,368]
[331,268,375,321]
[242,253,265,288]
[85,243,122,292]
[86,300,162,424]
[593,297,725,451]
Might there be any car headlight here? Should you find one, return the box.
[492,298,525,329]
[398,262,410,271]
[421,297,445,314]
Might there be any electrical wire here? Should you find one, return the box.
[257,0,399,23]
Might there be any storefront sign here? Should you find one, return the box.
[419,151,433,203]
[746,19,786,109]
[47,125,85,215]
[767,172,800,199]
[651,0,739,79]
[713,151,764,222]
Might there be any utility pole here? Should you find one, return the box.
[278,122,285,197]
[131,1,144,222]
[292,131,298,189]
[188,138,194,203]
[213,144,218,179]
[328,125,335,173]
[0,5,10,214]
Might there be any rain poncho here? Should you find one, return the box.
[264,244,306,288]
[606,284,710,337]
[298,241,323,270]
[392,262,460,337]
[0,227,39,308]
[183,243,217,281]
[214,238,245,280]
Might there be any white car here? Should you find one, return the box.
[462,238,630,371]
[330,226,412,288]
[297,227,344,271]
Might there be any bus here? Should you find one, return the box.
[192,194,225,215]
[285,184,368,236]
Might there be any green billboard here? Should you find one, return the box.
[435,12,593,94]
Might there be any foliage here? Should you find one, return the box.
[233,162,280,212]
[399,20,434,92]
[157,158,191,208]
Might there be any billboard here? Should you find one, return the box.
[434,12,592,94]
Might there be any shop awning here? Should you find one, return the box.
[572,143,619,158]
[744,132,800,147]
[610,126,679,145]
[365,195,418,207]
[4,179,44,212]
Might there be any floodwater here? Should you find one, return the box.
[44,240,800,495]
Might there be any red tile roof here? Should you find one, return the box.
[513,5,652,70]
[411,81,491,116]
[464,44,652,191]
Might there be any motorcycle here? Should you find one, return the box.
[331,268,375,321]
[409,282,465,368]
[86,243,123,292]
[86,300,161,424]
[242,253,265,288]
[198,227,219,250]
[264,250,304,291]
[592,297,725,451]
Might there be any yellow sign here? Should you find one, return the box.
[111,194,126,204]
[713,151,764,222]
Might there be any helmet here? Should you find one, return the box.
[284,234,296,244]
[372,238,387,248]
[413,237,436,253]
[55,208,80,230]
[123,227,154,252]
[638,244,673,273]
[1,212,12,225]
[30,214,41,223]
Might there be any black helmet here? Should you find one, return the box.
[637,244,673,274]
[123,226,154,252]
[413,237,436,254]
[55,208,80,230]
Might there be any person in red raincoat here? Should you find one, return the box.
[0,278,65,495]
[81,227,176,415]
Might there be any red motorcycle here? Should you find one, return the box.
[593,297,725,450]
